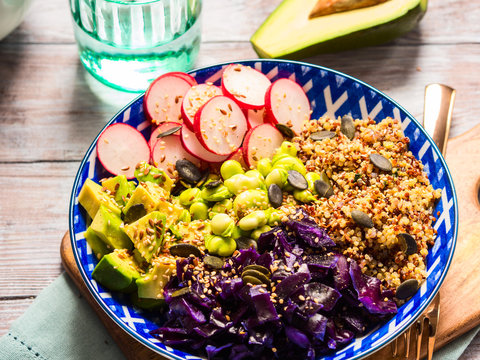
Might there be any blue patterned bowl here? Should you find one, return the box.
[69,59,457,360]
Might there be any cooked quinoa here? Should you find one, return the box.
[291,116,441,291]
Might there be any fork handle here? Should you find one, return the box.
[423,84,456,156]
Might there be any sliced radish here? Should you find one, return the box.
[247,108,266,129]
[151,134,201,178]
[243,124,284,168]
[181,83,222,130]
[97,123,150,179]
[149,122,182,150]
[193,96,248,156]
[227,148,247,170]
[181,126,229,163]
[265,78,311,136]
[221,64,271,110]
[143,73,193,125]
[169,72,197,86]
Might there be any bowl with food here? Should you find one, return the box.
[69,59,457,360]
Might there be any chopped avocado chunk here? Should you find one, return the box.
[90,205,133,250]
[101,175,135,206]
[124,211,166,263]
[85,226,110,260]
[250,0,426,58]
[78,178,121,219]
[136,255,176,300]
[164,220,210,252]
[92,249,142,293]
[130,292,166,310]
[135,161,174,192]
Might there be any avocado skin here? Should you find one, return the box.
[251,0,426,59]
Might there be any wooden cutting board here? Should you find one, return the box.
[60,124,480,360]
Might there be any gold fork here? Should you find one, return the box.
[391,83,455,360]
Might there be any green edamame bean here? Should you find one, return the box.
[224,174,263,195]
[256,158,272,178]
[201,184,233,202]
[245,169,265,181]
[305,172,322,194]
[278,141,297,157]
[220,160,244,180]
[293,189,316,203]
[233,189,269,218]
[179,187,201,206]
[271,153,291,165]
[211,214,235,237]
[265,168,289,189]
[238,210,267,231]
[178,209,191,223]
[272,156,306,175]
[206,235,236,257]
[231,225,251,240]
[251,225,272,240]
[189,202,208,220]
[267,210,283,226]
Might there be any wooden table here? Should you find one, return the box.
[1,0,479,358]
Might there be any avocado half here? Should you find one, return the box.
[250,0,427,59]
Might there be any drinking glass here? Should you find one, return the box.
[69,0,202,92]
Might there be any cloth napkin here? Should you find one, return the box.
[0,272,478,360]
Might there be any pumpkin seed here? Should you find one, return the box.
[242,275,264,286]
[171,182,187,196]
[310,131,336,141]
[171,287,191,298]
[314,179,333,198]
[398,233,417,255]
[204,179,222,189]
[395,279,419,300]
[176,159,202,184]
[369,153,392,172]
[275,123,295,138]
[196,169,210,188]
[156,125,182,138]
[242,269,270,284]
[169,243,202,258]
[243,264,271,276]
[123,204,146,224]
[203,255,224,269]
[351,209,374,228]
[287,170,308,190]
[268,184,283,208]
[340,115,355,140]
[235,237,257,250]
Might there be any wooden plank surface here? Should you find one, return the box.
[1,0,480,358]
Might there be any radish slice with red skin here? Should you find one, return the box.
[97,123,150,179]
[193,95,248,156]
[181,83,222,131]
[221,64,271,110]
[149,122,182,150]
[151,134,201,178]
[143,74,192,125]
[247,108,266,129]
[181,126,229,163]
[226,148,248,170]
[168,72,197,86]
[243,123,284,168]
[265,78,311,136]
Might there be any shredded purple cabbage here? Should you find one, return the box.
[151,215,397,359]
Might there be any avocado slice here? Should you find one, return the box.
[124,211,167,262]
[90,205,133,250]
[85,226,110,260]
[130,292,166,310]
[101,175,136,206]
[78,178,121,219]
[136,255,176,300]
[135,162,174,193]
[92,249,142,293]
[250,0,427,58]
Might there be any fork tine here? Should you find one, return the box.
[404,327,412,358]
[415,315,425,360]
[426,294,441,360]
